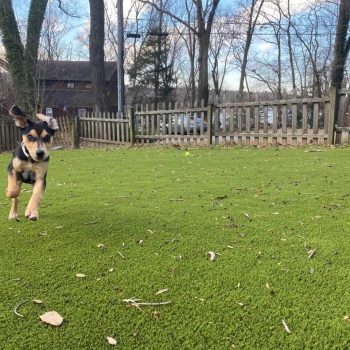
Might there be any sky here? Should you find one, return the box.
[1,0,333,89]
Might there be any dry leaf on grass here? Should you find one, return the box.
[97,244,106,249]
[307,249,317,259]
[33,299,44,304]
[75,273,86,278]
[40,311,64,326]
[207,251,217,261]
[155,289,168,295]
[106,336,117,345]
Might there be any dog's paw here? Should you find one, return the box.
[8,212,19,221]
[25,209,39,221]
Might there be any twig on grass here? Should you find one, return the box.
[282,319,291,334]
[14,299,44,318]
[14,300,29,317]
[122,298,172,309]
[117,251,125,259]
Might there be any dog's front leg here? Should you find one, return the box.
[6,170,21,220]
[25,175,46,221]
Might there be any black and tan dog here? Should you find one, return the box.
[6,105,59,221]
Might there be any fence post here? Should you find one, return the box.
[128,107,135,145]
[335,88,347,145]
[0,117,5,152]
[328,87,337,145]
[73,116,80,149]
[207,103,213,145]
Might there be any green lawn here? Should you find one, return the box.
[1,146,350,349]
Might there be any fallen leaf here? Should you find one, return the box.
[195,297,205,301]
[97,243,106,249]
[155,289,168,295]
[40,311,64,326]
[207,251,217,261]
[151,310,160,318]
[307,249,316,260]
[106,336,117,345]
[75,273,86,278]
[38,231,49,236]
[33,299,44,304]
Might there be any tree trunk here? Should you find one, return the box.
[25,0,48,113]
[89,0,106,113]
[331,0,350,90]
[0,0,48,115]
[330,0,350,143]
[197,32,209,106]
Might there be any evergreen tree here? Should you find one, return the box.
[128,27,175,104]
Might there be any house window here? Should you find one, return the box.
[45,108,53,117]
[67,82,74,89]
[78,109,86,117]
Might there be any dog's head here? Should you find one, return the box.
[10,105,59,161]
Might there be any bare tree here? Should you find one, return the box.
[139,0,220,106]
[237,0,265,100]
[209,8,236,100]
[89,0,106,112]
[171,0,197,107]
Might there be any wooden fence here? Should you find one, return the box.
[131,105,212,146]
[78,112,130,147]
[213,97,330,146]
[1,89,350,152]
[131,98,331,146]
[0,115,20,152]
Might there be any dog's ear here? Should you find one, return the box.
[37,113,59,132]
[9,105,29,129]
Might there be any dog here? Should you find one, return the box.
[6,105,59,221]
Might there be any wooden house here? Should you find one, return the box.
[38,61,118,117]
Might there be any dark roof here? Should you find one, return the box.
[38,61,117,82]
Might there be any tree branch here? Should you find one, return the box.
[57,0,80,18]
[138,0,198,34]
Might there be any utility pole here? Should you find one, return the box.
[117,0,125,118]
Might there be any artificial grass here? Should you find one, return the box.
[1,146,350,349]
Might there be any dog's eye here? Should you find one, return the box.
[42,135,51,143]
[27,135,36,142]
